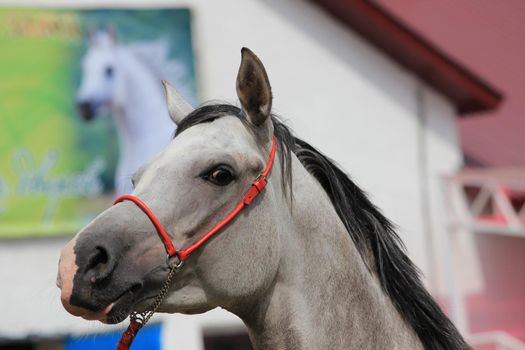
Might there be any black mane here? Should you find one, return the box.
[175,104,470,350]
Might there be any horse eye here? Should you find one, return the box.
[105,66,114,78]
[203,166,235,186]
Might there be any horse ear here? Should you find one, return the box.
[87,25,97,44]
[162,80,194,125]
[236,48,272,127]
[106,24,118,43]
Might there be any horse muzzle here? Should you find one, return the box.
[56,205,170,324]
[77,100,97,121]
[57,236,113,320]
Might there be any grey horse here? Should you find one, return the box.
[57,48,469,349]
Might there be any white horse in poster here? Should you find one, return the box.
[76,30,194,195]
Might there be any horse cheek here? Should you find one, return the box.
[206,219,280,303]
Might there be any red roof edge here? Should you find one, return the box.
[312,0,503,115]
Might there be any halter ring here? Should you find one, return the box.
[167,253,184,269]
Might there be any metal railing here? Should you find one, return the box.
[446,170,525,238]
[443,169,525,338]
[469,331,525,350]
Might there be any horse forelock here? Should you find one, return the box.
[172,103,469,350]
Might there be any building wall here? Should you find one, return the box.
[422,86,466,295]
[379,0,523,167]
[0,0,463,347]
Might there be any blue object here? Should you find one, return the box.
[65,323,162,350]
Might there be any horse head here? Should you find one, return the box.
[58,48,285,324]
[76,28,119,122]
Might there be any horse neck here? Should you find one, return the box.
[241,155,423,350]
[113,48,173,150]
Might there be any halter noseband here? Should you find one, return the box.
[113,136,277,350]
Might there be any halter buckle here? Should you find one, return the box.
[244,174,268,205]
[253,174,267,192]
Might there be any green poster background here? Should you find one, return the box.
[0,8,196,237]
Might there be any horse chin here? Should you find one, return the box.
[99,287,154,324]
[99,265,179,324]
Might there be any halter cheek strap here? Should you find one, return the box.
[113,135,277,264]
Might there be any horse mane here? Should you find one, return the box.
[175,104,470,350]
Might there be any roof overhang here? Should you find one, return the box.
[312,0,502,115]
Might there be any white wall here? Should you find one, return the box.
[421,85,464,293]
[0,0,463,346]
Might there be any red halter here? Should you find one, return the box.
[113,136,277,350]
[114,135,276,262]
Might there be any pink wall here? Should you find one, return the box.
[379,0,525,167]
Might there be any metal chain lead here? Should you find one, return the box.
[129,260,180,328]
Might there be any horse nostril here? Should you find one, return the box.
[85,246,115,283]
[77,101,95,121]
[87,246,108,269]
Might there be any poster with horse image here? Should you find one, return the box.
[0,8,197,238]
